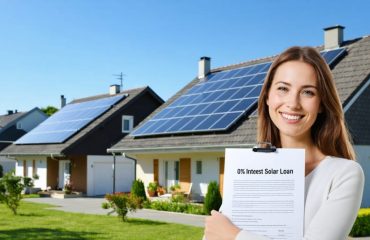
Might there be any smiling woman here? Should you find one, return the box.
[204,46,364,240]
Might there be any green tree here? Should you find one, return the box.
[0,172,35,215]
[131,179,147,201]
[204,181,222,215]
[41,106,58,116]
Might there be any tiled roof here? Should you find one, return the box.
[0,86,156,155]
[109,35,370,153]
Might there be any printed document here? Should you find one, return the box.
[222,148,305,240]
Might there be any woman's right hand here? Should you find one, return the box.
[204,210,241,240]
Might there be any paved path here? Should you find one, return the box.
[24,197,206,227]
[24,197,370,239]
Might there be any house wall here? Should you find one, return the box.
[69,155,87,193]
[17,110,48,132]
[47,157,58,189]
[0,156,16,174]
[135,152,223,200]
[13,155,48,190]
[66,92,162,156]
[354,145,370,207]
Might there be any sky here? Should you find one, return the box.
[1,0,369,114]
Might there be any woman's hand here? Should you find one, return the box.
[204,210,241,240]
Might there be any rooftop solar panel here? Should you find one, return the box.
[131,48,346,137]
[15,94,125,144]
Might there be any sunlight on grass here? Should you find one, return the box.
[0,201,204,240]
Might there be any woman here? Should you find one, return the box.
[204,46,364,240]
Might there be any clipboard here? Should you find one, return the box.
[222,144,305,240]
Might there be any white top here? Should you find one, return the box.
[236,156,364,240]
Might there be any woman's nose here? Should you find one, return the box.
[286,93,301,109]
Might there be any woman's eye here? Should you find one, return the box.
[277,86,288,92]
[302,90,315,96]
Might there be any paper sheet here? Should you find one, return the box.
[222,148,305,240]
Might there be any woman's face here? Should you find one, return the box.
[266,60,322,143]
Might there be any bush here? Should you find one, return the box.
[0,164,3,178]
[204,181,222,215]
[131,179,147,201]
[103,193,142,221]
[0,172,35,215]
[145,200,205,215]
[350,210,370,237]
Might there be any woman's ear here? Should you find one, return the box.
[266,97,270,106]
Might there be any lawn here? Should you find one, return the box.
[0,201,204,240]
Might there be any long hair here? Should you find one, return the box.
[257,46,355,160]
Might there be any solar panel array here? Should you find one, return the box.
[15,94,125,144]
[131,48,346,137]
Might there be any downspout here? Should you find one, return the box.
[122,152,137,181]
[112,152,116,194]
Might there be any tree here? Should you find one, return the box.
[41,106,58,116]
[204,181,222,215]
[0,164,3,178]
[0,172,35,215]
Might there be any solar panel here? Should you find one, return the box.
[15,94,125,144]
[320,47,346,66]
[131,48,346,137]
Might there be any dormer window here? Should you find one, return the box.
[16,122,22,130]
[122,115,134,133]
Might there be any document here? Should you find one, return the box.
[222,148,305,240]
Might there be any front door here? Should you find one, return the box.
[58,160,71,189]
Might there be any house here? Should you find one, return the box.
[0,108,48,174]
[108,26,370,206]
[0,85,163,196]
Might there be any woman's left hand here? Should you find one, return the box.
[204,210,241,240]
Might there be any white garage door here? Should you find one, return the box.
[88,156,135,196]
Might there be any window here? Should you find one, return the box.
[16,122,22,130]
[196,161,202,174]
[122,115,134,133]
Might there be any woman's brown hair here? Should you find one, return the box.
[257,46,355,160]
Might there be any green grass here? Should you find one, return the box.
[0,201,204,240]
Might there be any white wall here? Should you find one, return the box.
[191,157,220,199]
[135,152,222,200]
[0,156,16,174]
[17,110,47,132]
[355,145,370,208]
[87,155,135,196]
[14,156,47,190]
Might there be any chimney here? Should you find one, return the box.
[198,56,211,79]
[110,84,120,95]
[324,25,345,50]
[61,95,66,108]
[7,110,13,115]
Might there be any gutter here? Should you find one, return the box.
[0,153,65,157]
[107,143,255,154]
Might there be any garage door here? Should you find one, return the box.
[92,162,134,196]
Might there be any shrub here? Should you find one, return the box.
[131,179,147,201]
[63,182,73,194]
[0,172,35,215]
[170,183,181,192]
[350,210,370,237]
[103,193,141,221]
[204,181,222,215]
[147,182,158,197]
[145,200,205,215]
[0,164,3,178]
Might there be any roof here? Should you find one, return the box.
[0,108,47,135]
[0,112,26,129]
[109,35,370,153]
[0,86,162,156]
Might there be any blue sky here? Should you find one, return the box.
[1,0,369,114]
